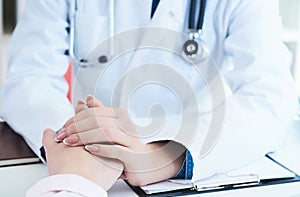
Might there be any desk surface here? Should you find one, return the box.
[0,163,300,197]
[0,122,300,196]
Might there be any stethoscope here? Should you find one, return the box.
[183,0,207,60]
[71,0,207,66]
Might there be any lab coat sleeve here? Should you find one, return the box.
[26,174,107,197]
[189,0,299,180]
[0,0,74,156]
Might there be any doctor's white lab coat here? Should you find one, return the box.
[0,0,298,181]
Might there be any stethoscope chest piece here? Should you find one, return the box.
[183,39,199,56]
[183,32,209,63]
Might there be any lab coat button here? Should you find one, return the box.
[98,55,108,63]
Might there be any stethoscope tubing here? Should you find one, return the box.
[71,0,207,65]
[189,0,206,32]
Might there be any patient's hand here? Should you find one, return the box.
[43,129,124,191]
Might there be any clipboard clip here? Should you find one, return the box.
[192,173,260,192]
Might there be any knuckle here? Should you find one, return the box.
[90,108,99,116]
[87,108,94,114]
[96,108,105,116]
[78,133,88,145]
[86,108,96,119]
[73,122,80,132]
[113,108,123,118]
[107,108,113,117]
[66,123,77,135]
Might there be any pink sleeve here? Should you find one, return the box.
[26,174,107,197]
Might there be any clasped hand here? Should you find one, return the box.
[55,96,186,186]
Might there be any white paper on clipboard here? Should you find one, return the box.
[141,156,295,194]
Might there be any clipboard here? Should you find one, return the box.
[128,154,300,196]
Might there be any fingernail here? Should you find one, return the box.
[86,95,94,102]
[55,132,67,142]
[77,99,85,105]
[85,145,99,152]
[63,135,79,145]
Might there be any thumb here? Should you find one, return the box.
[86,95,104,108]
[42,129,57,152]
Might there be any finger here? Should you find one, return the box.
[64,116,120,134]
[57,100,88,135]
[62,108,118,129]
[86,95,104,108]
[56,116,120,142]
[75,99,88,114]
[72,108,135,134]
[85,144,128,162]
[63,127,132,147]
[58,111,136,142]
[42,129,57,151]
[86,144,157,174]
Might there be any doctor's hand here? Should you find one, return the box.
[86,140,186,186]
[43,129,123,191]
[56,96,186,186]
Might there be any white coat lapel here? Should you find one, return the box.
[123,0,188,70]
[115,0,151,33]
[150,0,187,31]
